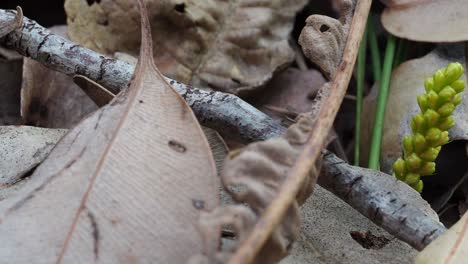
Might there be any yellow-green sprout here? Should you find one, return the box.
[393,62,465,192]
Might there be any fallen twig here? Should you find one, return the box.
[0,8,446,251]
[320,151,446,250]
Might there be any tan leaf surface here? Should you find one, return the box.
[0,2,218,263]
[361,45,468,173]
[381,0,468,42]
[0,126,66,188]
[64,0,307,94]
[21,26,97,128]
[415,212,468,264]
[282,186,419,264]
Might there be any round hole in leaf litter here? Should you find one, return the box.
[174,3,186,13]
[320,24,330,33]
[168,140,187,153]
[192,199,205,210]
[349,231,390,249]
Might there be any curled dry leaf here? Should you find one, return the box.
[361,44,468,174]
[0,1,218,263]
[73,75,115,107]
[21,26,97,128]
[0,7,22,38]
[0,126,66,189]
[189,113,321,263]
[251,68,326,116]
[202,126,229,176]
[0,48,22,125]
[64,0,308,94]
[415,212,468,264]
[299,0,354,80]
[381,0,468,42]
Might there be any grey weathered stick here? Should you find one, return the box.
[320,151,446,250]
[0,9,446,249]
[1,10,283,143]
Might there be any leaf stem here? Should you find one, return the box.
[368,34,396,169]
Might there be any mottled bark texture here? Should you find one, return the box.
[0,9,446,249]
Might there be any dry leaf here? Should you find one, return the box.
[0,2,218,263]
[299,0,354,80]
[381,0,468,42]
[64,0,308,94]
[282,186,419,264]
[251,68,326,115]
[189,113,322,263]
[73,75,115,107]
[0,48,22,125]
[202,126,229,176]
[21,26,97,128]
[415,212,468,264]
[0,7,22,38]
[0,126,66,188]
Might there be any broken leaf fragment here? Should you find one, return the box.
[381,0,468,42]
[0,7,22,38]
[0,126,66,188]
[64,0,308,94]
[415,212,468,264]
[282,186,419,264]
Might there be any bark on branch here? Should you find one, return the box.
[0,9,446,250]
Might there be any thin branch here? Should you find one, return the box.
[320,151,446,250]
[0,8,446,251]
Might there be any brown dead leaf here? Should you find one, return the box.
[251,68,326,116]
[0,126,66,188]
[282,186,419,264]
[64,0,308,94]
[0,2,218,262]
[0,7,22,38]
[415,212,468,264]
[73,75,115,107]
[381,0,468,42]
[21,26,97,128]
[190,113,320,263]
[299,0,354,80]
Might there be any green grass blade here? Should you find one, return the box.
[368,34,396,169]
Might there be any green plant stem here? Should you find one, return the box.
[368,34,396,169]
[394,38,408,68]
[354,28,368,166]
[368,19,381,82]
